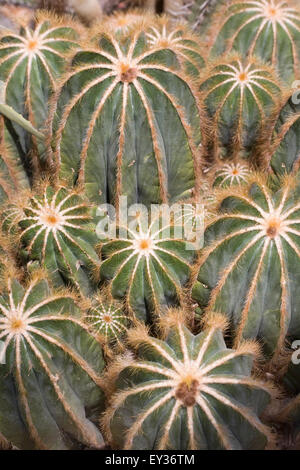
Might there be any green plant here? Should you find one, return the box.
[213,161,251,187]
[0,272,106,449]
[100,214,196,322]
[4,184,100,294]
[84,287,130,349]
[200,56,281,163]
[0,12,79,172]
[193,174,300,358]
[262,89,300,175]
[50,24,203,206]
[103,312,272,450]
[210,0,300,83]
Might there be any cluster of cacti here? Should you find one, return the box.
[0,0,300,452]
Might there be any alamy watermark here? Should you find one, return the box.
[291,80,300,104]
[0,340,6,364]
[95,196,205,250]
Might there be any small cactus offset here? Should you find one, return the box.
[51,23,203,206]
[100,214,196,321]
[193,174,300,357]
[0,13,79,168]
[213,161,251,187]
[5,185,100,294]
[210,0,300,83]
[0,272,106,449]
[103,312,272,450]
[200,56,281,163]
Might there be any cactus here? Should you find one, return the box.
[144,17,206,77]
[0,128,30,203]
[213,162,251,187]
[103,312,272,450]
[200,56,281,163]
[262,89,300,175]
[84,288,130,348]
[0,273,106,449]
[193,174,300,357]
[51,26,203,206]
[5,185,100,294]
[0,13,79,170]
[210,0,300,83]
[100,214,196,321]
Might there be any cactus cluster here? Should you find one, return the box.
[0,0,300,452]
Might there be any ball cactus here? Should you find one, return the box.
[50,26,203,206]
[103,312,272,450]
[193,174,300,357]
[100,214,196,321]
[0,272,106,449]
[0,13,79,169]
[84,288,130,349]
[200,56,281,163]
[210,0,300,83]
[5,185,100,294]
[213,162,251,187]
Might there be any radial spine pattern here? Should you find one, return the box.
[100,215,196,322]
[51,27,202,206]
[15,185,100,294]
[0,274,105,450]
[103,315,272,450]
[0,13,79,165]
[193,175,300,356]
[200,57,281,162]
[211,0,300,82]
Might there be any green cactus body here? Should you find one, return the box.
[213,162,251,187]
[0,14,79,168]
[0,128,30,204]
[193,175,300,357]
[210,0,300,83]
[15,185,100,294]
[0,275,106,449]
[100,215,196,321]
[200,56,281,162]
[85,291,130,347]
[103,316,271,450]
[265,90,300,175]
[51,28,203,206]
